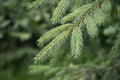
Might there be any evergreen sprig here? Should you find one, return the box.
[61,3,93,24]
[37,23,72,47]
[51,0,71,24]
[84,15,98,37]
[35,28,72,63]
[71,27,83,58]
[29,0,112,64]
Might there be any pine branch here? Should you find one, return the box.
[61,3,93,24]
[84,15,98,37]
[71,0,110,37]
[71,27,83,58]
[35,28,72,63]
[72,0,104,27]
[94,9,106,25]
[51,0,71,24]
[37,23,72,47]
[32,0,112,63]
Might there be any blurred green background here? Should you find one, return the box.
[0,0,120,80]
[0,0,54,80]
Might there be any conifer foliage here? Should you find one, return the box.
[71,27,83,58]
[29,0,111,64]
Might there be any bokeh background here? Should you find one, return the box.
[0,0,120,80]
[0,0,54,80]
